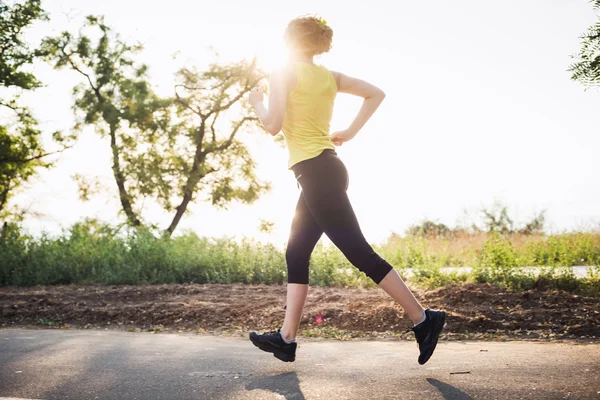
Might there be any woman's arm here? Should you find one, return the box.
[330,71,385,146]
[249,68,288,136]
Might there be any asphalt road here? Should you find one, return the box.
[0,329,599,400]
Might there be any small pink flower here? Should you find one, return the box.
[315,314,323,325]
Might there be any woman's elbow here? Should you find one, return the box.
[267,122,283,135]
[373,89,386,105]
[266,127,280,136]
[366,88,385,101]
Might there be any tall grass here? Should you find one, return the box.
[0,220,287,286]
[1,220,599,294]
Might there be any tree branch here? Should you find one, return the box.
[210,111,219,143]
[207,79,260,117]
[112,41,129,70]
[214,117,256,152]
[0,138,75,164]
[0,101,19,113]
[62,48,103,103]
[175,84,206,119]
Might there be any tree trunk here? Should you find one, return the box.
[164,148,205,236]
[109,125,142,227]
[0,169,15,215]
[0,185,10,215]
[164,122,206,236]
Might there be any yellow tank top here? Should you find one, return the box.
[281,61,337,169]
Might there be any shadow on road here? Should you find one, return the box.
[245,371,304,400]
[427,378,473,400]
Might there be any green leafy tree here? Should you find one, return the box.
[405,220,451,238]
[482,204,514,234]
[42,16,270,235]
[518,211,545,235]
[41,15,171,227]
[164,60,270,235]
[0,0,72,217]
[481,203,545,235]
[570,0,600,88]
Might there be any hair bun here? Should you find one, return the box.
[285,15,333,57]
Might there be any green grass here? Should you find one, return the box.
[1,219,599,295]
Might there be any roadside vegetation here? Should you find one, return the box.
[2,205,599,296]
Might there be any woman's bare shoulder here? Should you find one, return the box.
[271,62,297,92]
[329,69,341,91]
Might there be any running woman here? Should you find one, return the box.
[247,15,446,365]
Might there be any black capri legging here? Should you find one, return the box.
[286,149,394,285]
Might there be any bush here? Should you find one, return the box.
[1,220,599,296]
[474,232,521,288]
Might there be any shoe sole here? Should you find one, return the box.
[249,335,296,362]
[419,311,446,365]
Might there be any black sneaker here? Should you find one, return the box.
[412,309,446,365]
[249,329,296,362]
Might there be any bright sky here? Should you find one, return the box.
[10,0,600,246]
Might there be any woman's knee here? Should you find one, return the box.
[351,251,394,284]
[285,246,310,284]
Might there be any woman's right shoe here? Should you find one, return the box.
[249,329,297,362]
[412,309,446,365]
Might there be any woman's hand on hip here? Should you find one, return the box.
[330,129,356,146]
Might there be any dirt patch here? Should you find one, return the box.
[1,283,599,340]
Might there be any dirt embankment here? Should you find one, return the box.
[1,283,598,340]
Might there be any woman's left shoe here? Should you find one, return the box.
[412,309,446,365]
[249,329,297,362]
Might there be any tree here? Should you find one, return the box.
[0,0,72,217]
[481,203,545,235]
[570,0,600,88]
[481,204,514,234]
[41,15,171,227]
[42,16,270,235]
[405,220,451,238]
[0,0,44,91]
[164,60,270,235]
[518,210,545,235]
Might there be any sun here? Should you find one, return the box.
[254,38,290,73]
